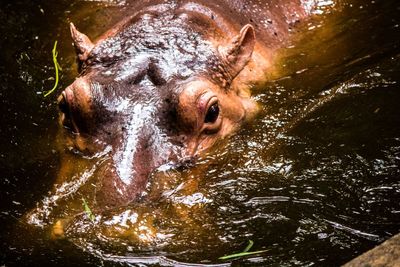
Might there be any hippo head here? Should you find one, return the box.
[57,11,258,207]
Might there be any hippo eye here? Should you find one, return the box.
[205,102,219,123]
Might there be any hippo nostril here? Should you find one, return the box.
[57,93,69,114]
[57,91,76,131]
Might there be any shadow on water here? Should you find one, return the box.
[0,0,399,266]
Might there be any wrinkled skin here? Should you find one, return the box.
[55,0,310,208]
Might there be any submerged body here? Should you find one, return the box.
[28,0,314,239]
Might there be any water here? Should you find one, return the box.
[1,0,399,266]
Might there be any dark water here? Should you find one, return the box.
[1,0,399,266]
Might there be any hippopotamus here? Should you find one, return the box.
[54,0,310,208]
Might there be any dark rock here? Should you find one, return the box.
[343,233,400,267]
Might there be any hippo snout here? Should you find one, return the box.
[95,127,176,206]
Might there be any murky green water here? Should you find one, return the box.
[1,0,399,266]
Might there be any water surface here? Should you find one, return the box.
[0,0,399,266]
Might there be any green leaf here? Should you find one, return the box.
[82,197,95,222]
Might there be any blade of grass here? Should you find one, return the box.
[82,197,95,222]
[43,41,61,97]
[243,240,254,252]
[218,249,269,260]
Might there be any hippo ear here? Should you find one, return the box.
[70,22,94,61]
[218,24,255,81]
